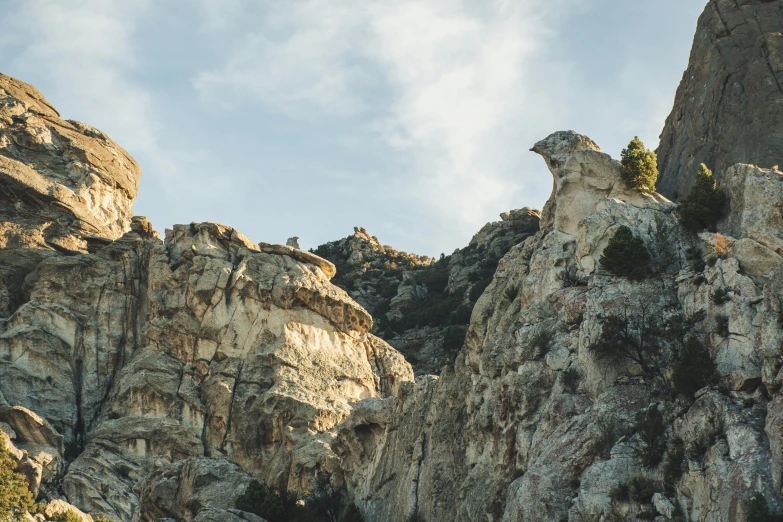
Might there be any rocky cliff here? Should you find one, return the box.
[657,0,783,200]
[335,131,783,522]
[0,76,413,521]
[3,6,783,519]
[313,211,539,374]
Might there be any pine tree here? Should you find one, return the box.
[678,164,727,232]
[599,226,651,280]
[620,137,659,192]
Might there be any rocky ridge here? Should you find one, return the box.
[313,211,539,374]
[2,2,783,518]
[332,130,783,521]
[0,75,413,521]
[657,0,783,200]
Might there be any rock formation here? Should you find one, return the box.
[313,213,539,374]
[657,0,783,200]
[335,131,783,521]
[3,3,783,518]
[0,75,413,521]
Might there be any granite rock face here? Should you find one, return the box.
[0,73,141,251]
[314,211,539,374]
[4,28,783,521]
[0,73,412,522]
[335,132,783,522]
[657,0,783,200]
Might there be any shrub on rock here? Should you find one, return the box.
[599,226,651,280]
[671,337,717,398]
[0,437,35,522]
[678,164,726,232]
[620,136,659,192]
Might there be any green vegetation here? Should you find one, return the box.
[590,307,661,375]
[0,436,35,521]
[531,329,553,357]
[561,367,580,394]
[590,305,706,379]
[236,481,286,522]
[620,137,658,192]
[236,476,355,522]
[663,439,685,496]
[596,415,621,458]
[616,475,661,503]
[599,226,651,280]
[712,287,730,305]
[388,256,471,332]
[52,511,82,522]
[671,337,717,398]
[339,503,364,522]
[631,406,667,468]
[748,494,770,522]
[442,325,467,354]
[678,164,726,232]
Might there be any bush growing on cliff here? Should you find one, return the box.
[599,226,651,280]
[671,337,717,398]
[620,137,658,192]
[339,503,364,522]
[590,304,663,375]
[663,439,685,496]
[678,164,726,232]
[52,511,82,522]
[631,406,667,468]
[236,481,287,522]
[748,494,770,522]
[0,437,35,521]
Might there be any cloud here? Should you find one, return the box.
[0,0,157,154]
[194,0,577,241]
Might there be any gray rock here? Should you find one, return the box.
[657,0,783,200]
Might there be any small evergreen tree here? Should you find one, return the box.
[632,406,667,468]
[748,494,770,522]
[339,503,364,522]
[236,481,286,522]
[671,337,717,398]
[678,164,727,231]
[0,436,35,521]
[620,137,659,192]
[599,226,651,280]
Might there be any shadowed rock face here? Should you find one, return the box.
[657,0,783,200]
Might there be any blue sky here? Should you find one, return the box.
[0,0,706,256]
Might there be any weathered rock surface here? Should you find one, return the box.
[657,0,783,200]
[334,131,783,521]
[4,18,783,519]
[314,212,539,374]
[0,73,141,250]
[0,73,412,522]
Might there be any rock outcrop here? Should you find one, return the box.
[334,132,783,521]
[4,5,783,516]
[657,0,783,200]
[0,73,413,522]
[313,212,539,374]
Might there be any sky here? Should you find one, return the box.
[0,0,706,257]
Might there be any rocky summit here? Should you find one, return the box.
[2,2,783,521]
[657,0,783,200]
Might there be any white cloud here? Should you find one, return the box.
[0,0,157,154]
[194,0,578,240]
